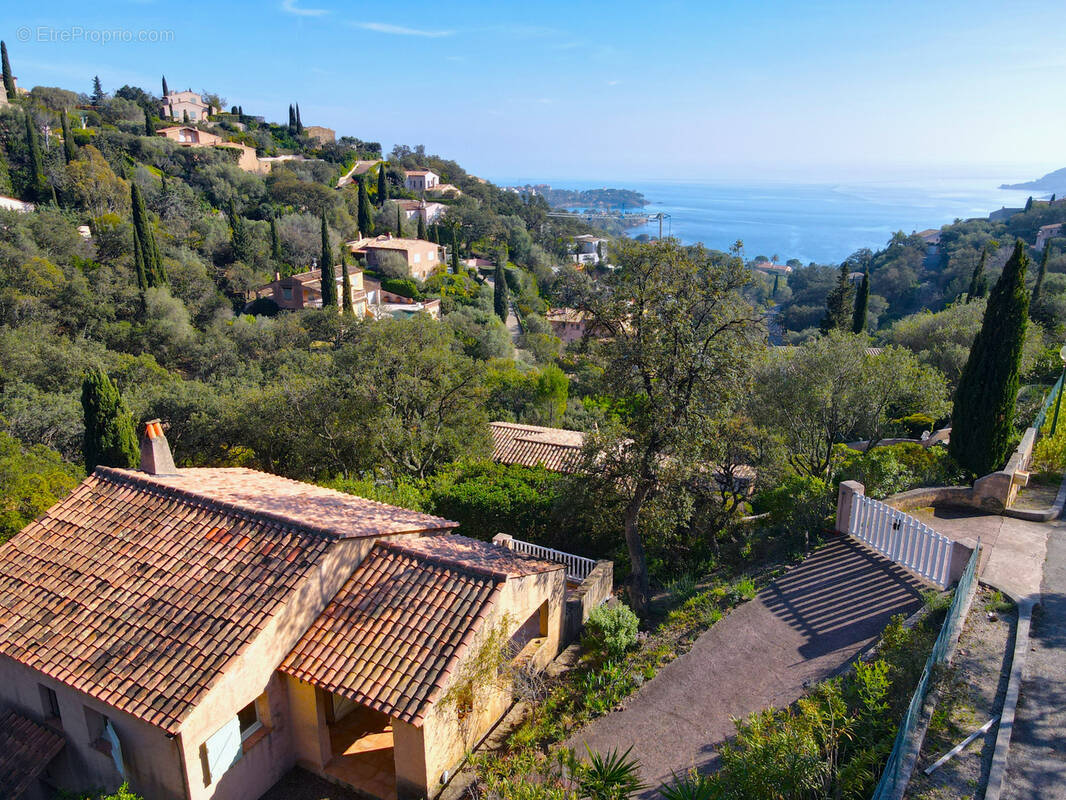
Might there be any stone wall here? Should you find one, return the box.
[564,560,614,644]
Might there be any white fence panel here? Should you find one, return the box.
[501,537,597,582]
[848,494,953,588]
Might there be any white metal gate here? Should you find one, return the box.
[848,494,954,588]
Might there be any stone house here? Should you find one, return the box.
[348,235,443,282]
[0,423,602,800]
[259,266,368,314]
[403,169,439,193]
[393,199,447,226]
[161,90,214,123]
[303,126,335,145]
[156,127,261,173]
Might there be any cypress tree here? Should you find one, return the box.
[270,216,282,263]
[132,219,148,291]
[238,105,243,118]
[91,76,104,106]
[1024,196,1033,212]
[451,226,461,272]
[295,103,303,135]
[819,263,854,334]
[1,41,14,101]
[950,239,1029,477]
[319,212,336,309]
[23,111,46,203]
[161,75,169,96]
[143,103,154,137]
[417,213,427,241]
[396,205,403,238]
[81,367,139,472]
[493,249,509,322]
[1031,242,1049,315]
[852,268,870,333]
[377,163,388,205]
[340,249,353,316]
[357,179,373,236]
[967,248,988,302]
[771,273,780,297]
[288,104,296,131]
[131,183,165,287]
[61,110,77,163]
[230,206,251,262]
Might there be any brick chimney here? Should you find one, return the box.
[140,419,178,475]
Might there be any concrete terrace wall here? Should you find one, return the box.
[565,560,614,644]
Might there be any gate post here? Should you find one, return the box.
[836,480,865,534]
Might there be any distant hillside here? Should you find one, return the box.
[511,184,646,209]
[1000,167,1066,192]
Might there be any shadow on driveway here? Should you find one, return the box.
[571,535,928,794]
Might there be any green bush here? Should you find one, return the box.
[380,277,422,300]
[834,442,967,498]
[1031,426,1066,476]
[583,603,639,661]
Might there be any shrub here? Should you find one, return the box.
[1031,426,1066,476]
[583,603,639,660]
[380,276,422,300]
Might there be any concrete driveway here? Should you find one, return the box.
[571,535,928,792]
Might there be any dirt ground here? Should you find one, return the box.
[1011,473,1062,511]
[906,586,1016,800]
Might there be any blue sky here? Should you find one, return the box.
[7,0,1066,182]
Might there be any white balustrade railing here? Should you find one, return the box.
[848,494,954,588]
[500,537,597,582]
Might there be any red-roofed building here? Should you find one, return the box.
[0,422,596,800]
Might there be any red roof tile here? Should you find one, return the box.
[489,422,584,473]
[280,535,561,724]
[0,467,456,733]
[0,709,65,798]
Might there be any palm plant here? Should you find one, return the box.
[659,771,719,800]
[578,745,645,800]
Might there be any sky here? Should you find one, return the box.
[6,0,1066,183]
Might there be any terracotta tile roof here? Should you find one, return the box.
[280,535,561,724]
[489,422,585,473]
[348,235,438,254]
[0,709,65,798]
[0,467,455,733]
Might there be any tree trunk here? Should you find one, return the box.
[623,481,653,616]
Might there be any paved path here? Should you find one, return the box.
[909,509,1047,601]
[570,536,927,792]
[1003,517,1066,800]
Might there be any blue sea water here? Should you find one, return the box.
[495,176,1040,265]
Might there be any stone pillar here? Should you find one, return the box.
[491,533,513,547]
[836,480,865,534]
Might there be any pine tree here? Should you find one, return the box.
[1031,241,1049,315]
[1,41,15,101]
[967,248,988,302]
[357,179,373,236]
[319,212,336,309]
[340,249,353,316]
[377,163,388,205]
[81,367,139,472]
[950,240,1029,477]
[91,76,105,106]
[61,110,77,163]
[143,103,154,137]
[131,183,166,287]
[396,205,403,238]
[161,75,169,97]
[23,111,47,203]
[851,268,869,333]
[493,250,509,322]
[417,213,427,241]
[295,103,303,135]
[819,263,854,334]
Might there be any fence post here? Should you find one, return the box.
[836,480,865,534]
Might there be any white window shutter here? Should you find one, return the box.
[203,716,242,785]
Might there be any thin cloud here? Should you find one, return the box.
[607,80,620,86]
[281,0,329,16]
[354,21,453,37]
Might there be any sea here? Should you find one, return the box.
[492,175,1042,265]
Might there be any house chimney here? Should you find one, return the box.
[140,419,178,475]
[274,270,281,282]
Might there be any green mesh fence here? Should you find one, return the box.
[1033,372,1064,433]
[870,541,981,800]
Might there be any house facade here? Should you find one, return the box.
[303,126,335,145]
[161,90,213,123]
[404,169,440,193]
[0,424,580,800]
[349,235,443,282]
[394,199,447,225]
[262,266,368,313]
[572,234,607,265]
[157,127,261,173]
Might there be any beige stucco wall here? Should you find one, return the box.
[0,655,188,799]
[408,566,565,799]
[177,531,426,800]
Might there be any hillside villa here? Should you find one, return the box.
[1036,223,1063,250]
[0,423,610,800]
[303,126,335,145]
[403,169,439,193]
[545,307,598,344]
[259,265,368,314]
[348,235,443,282]
[160,90,215,123]
[394,199,447,226]
[157,126,261,173]
[572,234,607,265]
[363,277,442,320]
